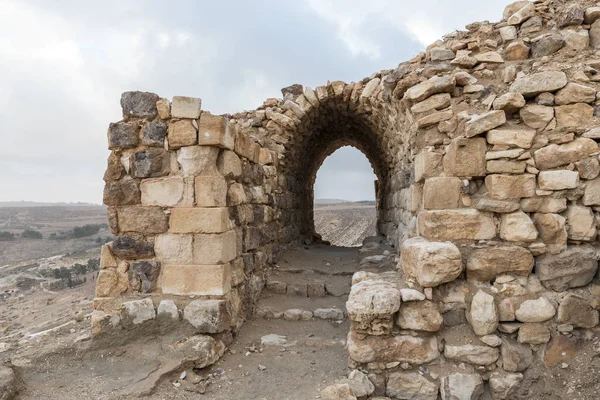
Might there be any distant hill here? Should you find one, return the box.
[0,201,101,208]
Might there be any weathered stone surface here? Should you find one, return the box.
[531,33,565,58]
[576,157,600,180]
[103,178,141,206]
[132,148,170,178]
[193,231,237,264]
[565,205,597,241]
[171,96,202,119]
[440,373,484,400]
[198,112,235,149]
[397,300,443,332]
[157,300,180,324]
[142,121,167,147]
[502,337,533,372]
[154,233,193,265]
[170,208,232,234]
[493,93,526,115]
[557,294,599,328]
[470,290,498,336]
[521,197,567,213]
[111,234,154,259]
[129,261,160,293]
[140,177,185,207]
[536,246,598,290]
[507,2,535,25]
[562,29,590,51]
[555,103,594,129]
[415,150,443,182]
[558,4,585,27]
[533,213,568,254]
[162,264,231,296]
[518,323,551,344]
[538,170,579,191]
[108,122,140,150]
[172,334,225,369]
[555,83,596,105]
[504,41,530,61]
[585,7,600,24]
[178,146,219,177]
[400,288,426,302]
[346,279,400,335]
[120,91,159,119]
[445,344,499,365]
[218,150,242,178]
[489,372,523,400]
[120,298,156,329]
[500,25,518,42]
[96,269,127,297]
[387,371,438,400]
[474,197,520,213]
[183,299,231,333]
[401,237,463,287]
[534,138,599,170]
[404,75,456,102]
[418,210,496,241]
[347,332,439,364]
[423,177,462,210]
[195,175,227,207]
[168,120,197,149]
[515,297,556,322]
[500,211,538,242]
[465,110,506,137]
[467,246,533,281]
[486,126,535,149]
[444,137,487,177]
[519,105,554,130]
[117,206,168,234]
[510,71,568,97]
[503,1,529,20]
[487,160,526,174]
[485,174,536,200]
[411,93,451,114]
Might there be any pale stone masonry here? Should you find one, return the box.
[97,1,600,398]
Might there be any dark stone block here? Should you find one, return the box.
[103,178,141,206]
[129,261,160,293]
[132,148,170,178]
[281,84,303,101]
[142,121,167,147]
[111,234,154,259]
[121,91,159,119]
[108,122,140,150]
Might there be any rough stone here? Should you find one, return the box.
[171,96,202,119]
[486,126,535,149]
[418,209,496,241]
[485,174,536,200]
[400,237,463,287]
[120,91,159,119]
[557,294,599,328]
[397,300,443,332]
[103,178,141,206]
[534,138,599,170]
[536,246,598,290]
[415,150,443,182]
[444,344,499,365]
[162,264,231,296]
[519,105,554,130]
[555,83,596,105]
[198,112,235,149]
[108,122,140,150]
[504,41,530,61]
[444,137,487,177]
[128,261,160,293]
[347,332,440,365]
[500,211,538,242]
[120,298,156,329]
[346,279,400,335]
[117,206,168,234]
[466,246,533,281]
[531,34,565,58]
[518,323,551,344]
[132,148,170,178]
[183,299,231,333]
[507,2,535,25]
[422,177,462,210]
[386,371,438,400]
[555,103,594,129]
[168,120,197,149]
[564,205,597,241]
[510,71,568,97]
[502,337,533,372]
[538,170,580,191]
[489,372,523,400]
[142,121,167,147]
[178,146,219,177]
[440,373,484,400]
[515,297,556,322]
[195,175,227,207]
[521,197,567,213]
[404,75,456,102]
[470,290,499,336]
[533,213,568,254]
[465,110,506,137]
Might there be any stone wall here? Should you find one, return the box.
[96,0,600,397]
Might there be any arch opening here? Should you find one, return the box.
[312,145,378,247]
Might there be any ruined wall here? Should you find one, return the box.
[95,0,600,398]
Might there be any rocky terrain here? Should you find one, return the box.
[314,202,377,247]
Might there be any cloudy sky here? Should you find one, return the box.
[0,0,510,203]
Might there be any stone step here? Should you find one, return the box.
[260,333,346,348]
[265,270,352,297]
[256,293,348,322]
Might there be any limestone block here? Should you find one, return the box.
[320,384,356,400]
[489,372,523,400]
[531,33,565,58]
[562,29,590,52]
[177,146,219,177]
[555,83,596,105]
[519,105,554,130]
[536,246,598,290]
[503,1,530,20]
[474,197,520,213]
[346,279,400,335]
[418,209,495,241]
[504,41,530,61]
[500,211,538,242]
[565,205,597,241]
[156,98,170,119]
[396,300,443,332]
[132,148,170,178]
[499,26,518,42]
[465,110,506,137]
[430,46,455,61]
[183,299,231,333]
[117,206,168,234]
[157,300,179,323]
[120,91,159,119]
[193,230,237,264]
[534,138,599,170]
[466,246,534,281]
[507,2,535,25]
[518,323,550,344]
[120,298,156,329]
[227,183,247,206]
[555,103,594,129]
[142,121,167,147]
[154,233,193,264]
[171,96,201,119]
[515,297,556,322]
[410,93,451,114]
[485,174,535,200]
[440,373,484,400]
[533,213,567,254]
[197,112,235,149]
[195,175,227,207]
[423,177,462,209]
[140,177,185,207]
[103,177,141,206]
[444,344,499,365]
[557,294,599,328]
[584,177,600,205]
[538,170,579,191]
[415,150,443,182]
[168,120,197,149]
[487,160,526,174]
[509,71,568,97]
[486,126,536,149]
[401,237,462,287]
[162,264,231,296]
[520,197,567,213]
[576,157,600,180]
[386,371,438,400]
[416,110,453,128]
[234,133,260,163]
[470,290,499,336]
[347,332,439,365]
[100,244,117,269]
[404,75,456,102]
[95,269,127,297]
[443,137,487,177]
[501,337,533,372]
[170,208,232,234]
[108,122,140,150]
